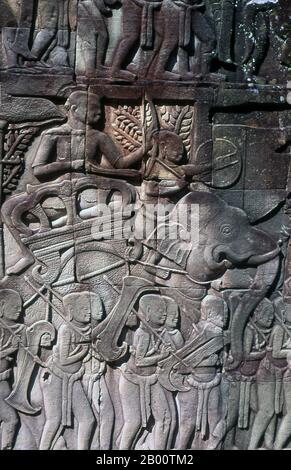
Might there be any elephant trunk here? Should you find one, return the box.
[226,255,280,370]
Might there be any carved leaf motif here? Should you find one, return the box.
[112,105,143,152]
[160,105,193,157]
[2,126,38,196]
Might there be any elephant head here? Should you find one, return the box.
[169,190,280,367]
[174,191,280,283]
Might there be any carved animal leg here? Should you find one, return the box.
[119,375,142,450]
[0,382,19,450]
[217,0,235,64]
[72,382,95,450]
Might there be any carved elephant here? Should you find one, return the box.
[135,190,280,366]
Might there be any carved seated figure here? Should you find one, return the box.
[1,90,144,275]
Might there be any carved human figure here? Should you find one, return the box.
[145,0,216,80]
[118,294,173,450]
[39,292,95,450]
[0,289,24,450]
[83,294,114,450]
[6,0,70,69]
[223,297,274,450]
[248,298,290,450]
[272,303,291,449]
[110,0,163,80]
[1,91,145,275]
[160,296,184,448]
[176,295,227,449]
[77,0,119,77]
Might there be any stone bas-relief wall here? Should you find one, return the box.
[0,0,290,451]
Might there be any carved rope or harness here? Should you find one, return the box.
[172,0,204,47]
[131,0,162,48]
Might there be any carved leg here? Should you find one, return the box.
[9,0,36,60]
[248,381,275,449]
[151,383,172,450]
[176,389,198,449]
[39,374,63,450]
[110,1,141,80]
[274,379,291,449]
[30,0,59,60]
[72,381,95,450]
[223,380,240,449]
[0,382,19,450]
[119,375,142,449]
[1,195,36,275]
[98,377,115,450]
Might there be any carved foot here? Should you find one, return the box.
[6,254,34,275]
[110,69,136,82]
[8,41,37,61]
[154,71,181,81]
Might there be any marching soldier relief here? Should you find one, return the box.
[0,0,290,452]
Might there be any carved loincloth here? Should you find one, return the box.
[120,365,157,428]
[172,0,201,47]
[131,0,162,48]
[48,359,85,427]
[187,372,221,438]
[258,352,287,415]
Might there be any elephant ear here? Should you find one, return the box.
[178,191,228,227]
[242,190,285,223]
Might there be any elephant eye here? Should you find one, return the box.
[220,224,233,236]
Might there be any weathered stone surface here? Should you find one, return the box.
[0,0,290,451]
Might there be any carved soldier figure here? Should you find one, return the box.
[118,294,173,449]
[6,0,70,70]
[224,297,274,450]
[248,297,290,449]
[39,292,95,450]
[110,0,162,80]
[83,294,115,450]
[270,303,291,449]
[160,296,184,448]
[0,289,24,450]
[176,295,227,449]
[76,0,119,77]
